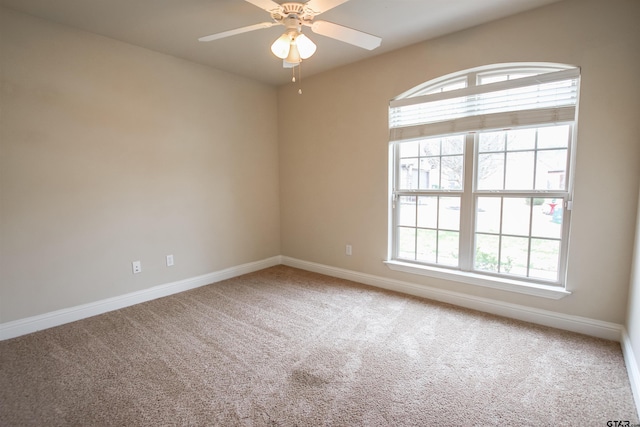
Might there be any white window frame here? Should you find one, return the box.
[386,63,580,299]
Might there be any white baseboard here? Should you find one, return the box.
[622,328,640,419]
[281,256,623,342]
[0,256,282,341]
[1,255,623,344]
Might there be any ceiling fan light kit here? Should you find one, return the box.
[270,30,316,64]
[293,34,317,59]
[271,32,295,58]
[199,0,381,71]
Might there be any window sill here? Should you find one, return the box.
[384,260,571,300]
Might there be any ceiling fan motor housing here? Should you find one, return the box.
[271,2,317,27]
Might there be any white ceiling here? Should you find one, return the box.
[0,0,562,86]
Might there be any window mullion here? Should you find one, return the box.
[458,134,475,271]
[435,196,440,263]
[414,197,419,261]
[526,198,534,277]
[497,198,505,273]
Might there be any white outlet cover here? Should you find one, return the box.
[132,261,142,274]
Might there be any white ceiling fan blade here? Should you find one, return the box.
[244,0,282,13]
[198,22,278,42]
[311,21,381,50]
[304,0,350,14]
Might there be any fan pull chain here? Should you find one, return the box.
[289,62,303,94]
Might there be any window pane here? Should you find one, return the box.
[475,234,500,273]
[478,75,508,85]
[478,72,538,85]
[438,231,459,266]
[398,196,416,226]
[441,155,463,190]
[502,198,530,236]
[501,236,529,276]
[477,153,505,190]
[417,196,437,228]
[472,126,569,282]
[507,128,536,151]
[420,139,440,156]
[439,197,461,231]
[398,227,416,259]
[411,136,466,191]
[406,196,462,267]
[442,136,464,155]
[479,131,505,152]
[529,238,560,281]
[532,198,563,239]
[473,196,564,281]
[537,125,569,149]
[476,197,501,234]
[399,158,418,189]
[416,229,437,263]
[425,157,440,189]
[399,141,420,158]
[505,151,534,190]
[417,158,432,190]
[535,149,567,190]
[419,78,467,96]
[439,80,467,93]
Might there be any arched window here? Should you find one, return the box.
[387,63,580,297]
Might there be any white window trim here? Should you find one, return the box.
[384,260,571,300]
[387,63,580,298]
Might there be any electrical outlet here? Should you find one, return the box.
[132,260,142,274]
[346,244,352,256]
[166,254,174,267]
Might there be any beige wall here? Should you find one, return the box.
[2,0,639,328]
[0,8,281,323]
[278,0,640,324]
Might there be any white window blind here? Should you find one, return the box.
[389,68,580,142]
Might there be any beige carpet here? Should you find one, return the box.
[1,265,638,426]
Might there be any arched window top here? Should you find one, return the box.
[395,62,578,100]
[389,62,580,141]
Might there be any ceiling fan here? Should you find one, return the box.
[198,0,382,68]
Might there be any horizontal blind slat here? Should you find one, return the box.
[390,80,578,129]
[389,106,576,143]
